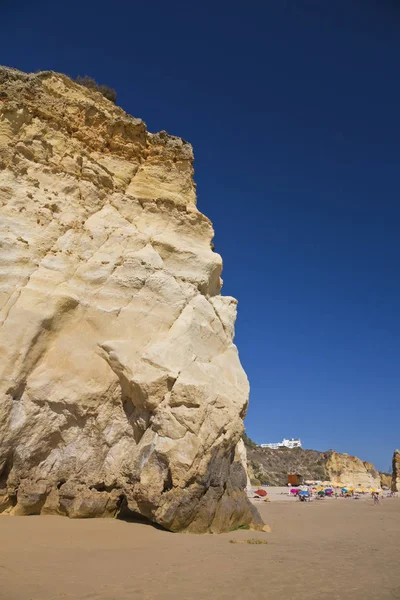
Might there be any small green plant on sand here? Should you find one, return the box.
[229,538,268,545]
[229,524,250,531]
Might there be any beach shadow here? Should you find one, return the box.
[116,497,168,532]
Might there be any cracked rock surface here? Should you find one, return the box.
[0,67,264,532]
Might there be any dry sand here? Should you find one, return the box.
[249,485,301,500]
[0,497,399,600]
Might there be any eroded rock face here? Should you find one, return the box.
[325,452,381,489]
[380,472,392,489]
[0,67,263,532]
[392,450,400,492]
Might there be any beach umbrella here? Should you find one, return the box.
[290,488,299,495]
[318,491,325,496]
[341,488,348,493]
[299,491,310,496]
[254,489,267,497]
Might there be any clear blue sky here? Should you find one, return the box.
[2,1,399,471]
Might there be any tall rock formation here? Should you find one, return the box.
[392,450,400,492]
[0,67,264,532]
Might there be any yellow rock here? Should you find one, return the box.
[0,67,263,533]
[325,452,381,489]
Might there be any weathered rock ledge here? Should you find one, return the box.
[0,67,264,532]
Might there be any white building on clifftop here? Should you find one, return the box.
[260,438,302,450]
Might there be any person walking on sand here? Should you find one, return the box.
[372,492,380,505]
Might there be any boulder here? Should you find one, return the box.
[0,67,264,532]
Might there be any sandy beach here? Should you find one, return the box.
[0,496,399,600]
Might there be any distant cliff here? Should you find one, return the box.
[392,450,400,492]
[245,441,381,489]
[326,452,380,488]
[380,472,392,489]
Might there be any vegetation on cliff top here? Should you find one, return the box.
[75,75,117,103]
[242,431,258,449]
[245,444,329,486]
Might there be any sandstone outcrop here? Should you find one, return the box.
[380,472,392,489]
[325,452,380,489]
[0,67,264,532]
[392,450,400,492]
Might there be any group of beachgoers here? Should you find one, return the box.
[249,485,398,503]
[289,486,372,502]
[289,486,398,503]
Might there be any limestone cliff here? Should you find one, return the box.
[380,472,392,489]
[325,452,380,489]
[392,450,400,492]
[0,67,264,532]
[245,443,381,489]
